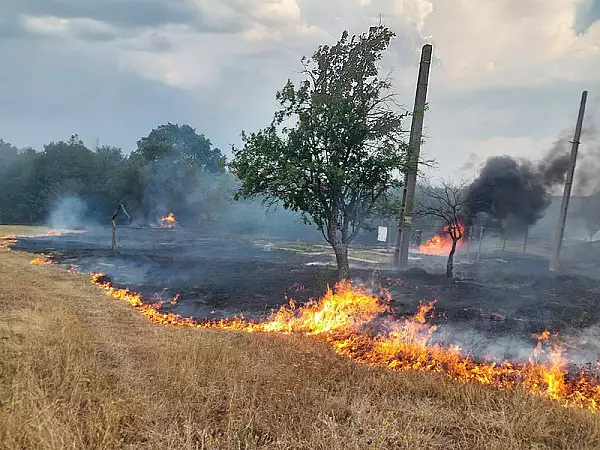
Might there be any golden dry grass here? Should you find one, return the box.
[0,225,54,237]
[0,244,599,449]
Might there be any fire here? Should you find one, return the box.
[1,229,63,250]
[0,237,18,249]
[419,224,465,256]
[30,254,54,265]
[89,273,600,412]
[160,213,177,228]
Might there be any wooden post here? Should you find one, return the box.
[466,225,472,261]
[394,44,433,267]
[112,220,117,253]
[477,226,484,261]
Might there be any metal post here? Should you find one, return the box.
[477,226,484,261]
[550,91,588,271]
[395,44,433,267]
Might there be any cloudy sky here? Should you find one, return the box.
[1,0,599,177]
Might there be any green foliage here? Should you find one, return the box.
[231,25,408,249]
[134,123,226,172]
[0,127,318,239]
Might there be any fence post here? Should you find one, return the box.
[523,226,529,255]
[465,225,472,261]
[477,226,484,261]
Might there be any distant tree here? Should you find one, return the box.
[416,181,470,278]
[135,123,226,172]
[230,26,408,279]
[0,139,19,171]
[577,193,600,241]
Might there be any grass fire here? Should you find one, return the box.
[1,9,600,449]
[88,271,600,412]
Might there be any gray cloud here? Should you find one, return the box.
[3,0,194,30]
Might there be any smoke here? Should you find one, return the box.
[466,117,600,226]
[465,156,552,226]
[47,195,89,230]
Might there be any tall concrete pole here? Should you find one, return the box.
[393,44,432,267]
[549,90,587,272]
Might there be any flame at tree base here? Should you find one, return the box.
[419,224,465,256]
[90,273,600,412]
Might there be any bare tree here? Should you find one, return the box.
[416,181,470,277]
[576,193,600,242]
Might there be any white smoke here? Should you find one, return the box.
[47,194,88,230]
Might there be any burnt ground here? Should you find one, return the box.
[10,227,600,363]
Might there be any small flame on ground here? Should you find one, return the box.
[419,224,465,256]
[1,230,63,250]
[89,273,600,412]
[30,255,54,265]
[160,213,177,228]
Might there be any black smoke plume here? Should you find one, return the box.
[465,117,599,227]
[465,156,552,226]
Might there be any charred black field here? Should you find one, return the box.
[11,227,600,364]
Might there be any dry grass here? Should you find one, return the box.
[0,245,599,449]
[0,225,54,236]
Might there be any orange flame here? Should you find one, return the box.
[160,213,177,228]
[1,229,63,249]
[419,224,465,256]
[30,255,54,265]
[89,273,600,412]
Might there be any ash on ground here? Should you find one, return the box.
[13,227,600,365]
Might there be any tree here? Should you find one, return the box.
[0,139,19,171]
[230,26,408,279]
[135,123,226,172]
[416,182,470,278]
[576,193,600,241]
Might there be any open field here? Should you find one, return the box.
[1,228,600,449]
[11,227,600,361]
[0,225,56,237]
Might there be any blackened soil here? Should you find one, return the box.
[11,228,600,360]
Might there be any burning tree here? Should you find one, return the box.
[416,181,470,278]
[230,26,408,279]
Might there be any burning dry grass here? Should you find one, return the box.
[0,247,599,448]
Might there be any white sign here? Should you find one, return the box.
[377,226,388,242]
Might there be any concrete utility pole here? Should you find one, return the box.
[549,90,588,272]
[393,43,433,267]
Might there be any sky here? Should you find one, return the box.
[0,0,599,178]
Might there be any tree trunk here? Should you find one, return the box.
[446,239,457,278]
[332,242,350,280]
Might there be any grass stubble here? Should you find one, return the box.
[0,226,599,449]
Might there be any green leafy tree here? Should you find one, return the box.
[134,123,226,172]
[0,139,19,170]
[230,26,408,278]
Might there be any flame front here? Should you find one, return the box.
[160,213,177,228]
[419,224,465,256]
[89,273,600,412]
